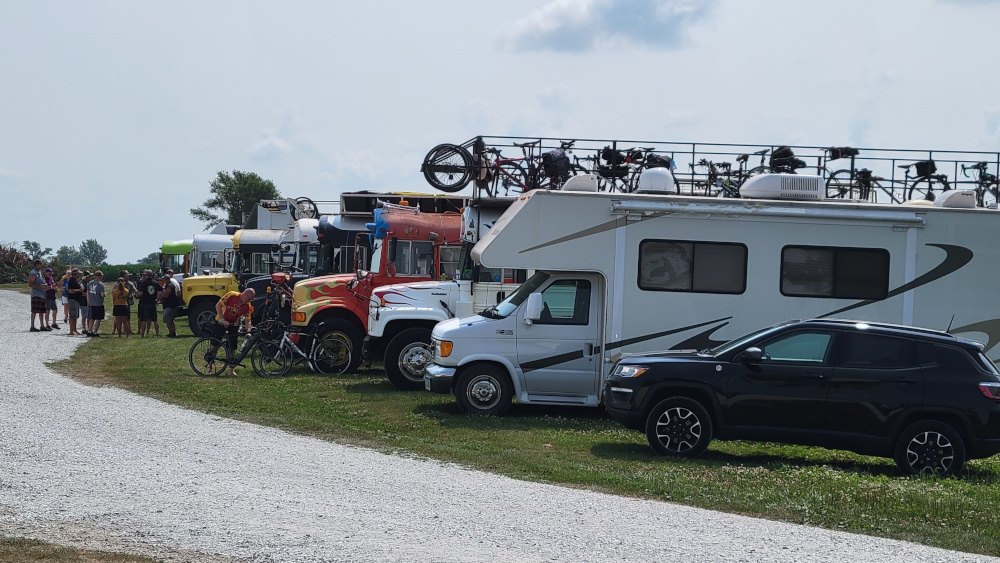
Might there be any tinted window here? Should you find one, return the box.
[781,246,889,299]
[639,240,746,294]
[538,280,591,325]
[760,331,833,363]
[837,332,917,369]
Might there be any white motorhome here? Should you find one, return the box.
[367,200,524,390]
[424,182,1000,414]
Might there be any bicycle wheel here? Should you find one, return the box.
[825,169,854,199]
[907,177,941,202]
[312,332,352,375]
[291,197,318,220]
[421,144,473,192]
[189,337,229,377]
[494,161,528,196]
[251,340,291,378]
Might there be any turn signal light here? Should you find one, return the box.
[292,312,306,323]
[439,341,453,357]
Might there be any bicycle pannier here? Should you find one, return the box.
[601,146,626,166]
[542,148,571,181]
[915,160,937,177]
[645,154,673,169]
[829,147,858,160]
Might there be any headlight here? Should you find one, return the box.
[613,365,648,378]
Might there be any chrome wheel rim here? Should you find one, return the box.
[466,375,500,410]
[398,343,432,382]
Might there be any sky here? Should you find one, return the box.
[2,0,1000,264]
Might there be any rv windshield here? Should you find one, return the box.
[489,272,550,319]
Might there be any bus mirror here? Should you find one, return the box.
[428,232,439,241]
[388,238,398,262]
[524,293,543,324]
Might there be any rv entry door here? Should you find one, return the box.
[515,275,602,397]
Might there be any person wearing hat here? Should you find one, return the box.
[27,260,49,332]
[66,269,86,335]
[80,270,93,334]
[43,268,60,330]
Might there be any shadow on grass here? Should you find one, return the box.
[588,440,904,477]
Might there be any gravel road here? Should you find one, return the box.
[0,289,995,562]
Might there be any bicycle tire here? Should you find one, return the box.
[312,332,351,375]
[251,340,291,378]
[189,336,229,377]
[291,197,318,220]
[494,161,529,196]
[825,169,853,199]
[421,144,473,192]
[907,177,942,202]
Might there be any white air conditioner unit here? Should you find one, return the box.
[634,168,677,194]
[561,173,599,192]
[740,174,824,200]
[933,189,976,208]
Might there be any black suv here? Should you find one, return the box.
[603,319,1000,475]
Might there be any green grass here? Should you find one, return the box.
[34,305,1000,558]
[0,537,157,562]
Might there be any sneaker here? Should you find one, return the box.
[167,333,178,338]
[30,327,40,333]
[40,327,52,332]
[52,324,61,330]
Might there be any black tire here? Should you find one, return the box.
[644,397,714,457]
[311,331,351,375]
[291,197,318,220]
[893,421,966,476]
[188,301,217,338]
[189,336,229,377]
[907,177,942,202]
[454,364,513,416]
[313,319,363,374]
[422,144,473,192]
[384,327,433,391]
[251,340,291,378]
[825,169,853,199]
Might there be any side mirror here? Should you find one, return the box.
[524,293,543,325]
[741,347,763,363]
[356,269,368,281]
[387,238,398,263]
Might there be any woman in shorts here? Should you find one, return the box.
[111,277,130,337]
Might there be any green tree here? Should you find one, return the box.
[78,239,108,267]
[21,240,52,260]
[136,251,160,263]
[55,245,84,266]
[190,170,280,227]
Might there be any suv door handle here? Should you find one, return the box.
[892,377,917,385]
[800,373,825,380]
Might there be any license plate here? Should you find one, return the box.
[424,378,431,391]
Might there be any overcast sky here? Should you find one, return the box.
[2,0,999,263]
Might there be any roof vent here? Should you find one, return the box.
[561,173,599,192]
[933,189,976,208]
[634,168,678,194]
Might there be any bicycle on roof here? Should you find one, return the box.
[897,159,951,202]
[822,147,889,203]
[961,161,999,208]
[421,138,579,196]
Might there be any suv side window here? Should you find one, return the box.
[759,331,833,363]
[836,333,917,369]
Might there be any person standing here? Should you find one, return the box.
[61,268,72,324]
[80,271,93,334]
[44,268,60,330]
[27,260,49,332]
[120,269,138,337]
[87,271,107,337]
[159,274,180,338]
[111,277,130,337]
[214,288,255,375]
[66,269,86,335]
[137,270,162,338]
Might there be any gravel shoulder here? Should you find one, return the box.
[0,289,995,562]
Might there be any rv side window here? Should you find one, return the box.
[638,240,746,294]
[537,280,591,326]
[781,246,888,299]
[438,245,462,280]
[394,241,435,276]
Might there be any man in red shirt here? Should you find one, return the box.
[214,288,255,374]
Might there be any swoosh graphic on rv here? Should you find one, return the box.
[819,243,973,318]
[950,318,1000,359]
[519,219,621,254]
[519,317,730,372]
